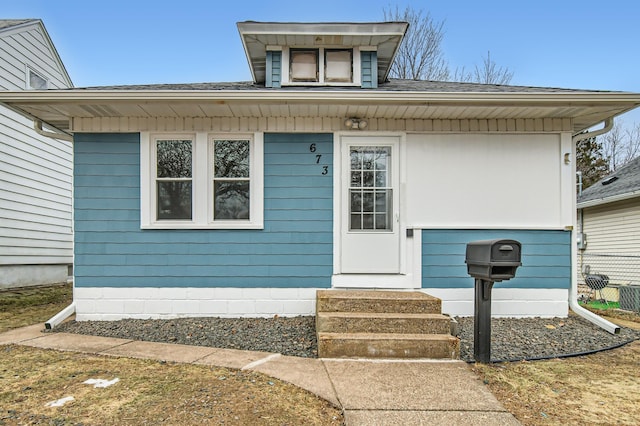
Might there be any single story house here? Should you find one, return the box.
[1,21,639,320]
[0,19,73,289]
[577,156,640,309]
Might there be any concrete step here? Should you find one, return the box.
[316,290,442,314]
[318,332,460,359]
[317,312,452,335]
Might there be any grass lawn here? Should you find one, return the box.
[0,284,343,425]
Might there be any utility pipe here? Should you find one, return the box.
[45,302,75,330]
[571,117,620,334]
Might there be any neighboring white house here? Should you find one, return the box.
[577,157,640,309]
[0,19,74,289]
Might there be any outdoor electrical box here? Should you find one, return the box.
[465,239,522,363]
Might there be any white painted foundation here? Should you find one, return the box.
[74,286,569,320]
[73,287,320,321]
[424,288,569,318]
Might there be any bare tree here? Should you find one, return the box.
[384,6,449,81]
[600,120,640,171]
[384,6,514,85]
[452,51,514,85]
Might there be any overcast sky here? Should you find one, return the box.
[5,0,640,124]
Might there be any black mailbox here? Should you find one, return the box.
[465,239,522,363]
[465,239,522,282]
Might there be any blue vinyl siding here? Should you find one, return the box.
[266,51,282,88]
[361,51,378,88]
[74,133,333,288]
[422,229,571,289]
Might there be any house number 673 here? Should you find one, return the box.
[309,143,328,175]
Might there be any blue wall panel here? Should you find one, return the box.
[422,229,571,289]
[74,133,333,288]
[361,51,378,88]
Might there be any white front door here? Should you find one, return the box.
[340,136,401,274]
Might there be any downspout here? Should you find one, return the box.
[45,302,75,330]
[571,117,620,334]
[33,119,75,329]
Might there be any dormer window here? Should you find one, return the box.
[325,49,352,82]
[290,49,319,82]
[285,47,355,85]
[238,21,408,89]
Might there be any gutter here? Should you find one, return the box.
[2,89,640,103]
[571,117,620,335]
[34,119,73,142]
[572,117,613,143]
[45,302,75,330]
[577,190,640,209]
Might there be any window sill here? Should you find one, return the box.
[141,222,264,230]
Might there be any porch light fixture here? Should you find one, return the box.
[344,117,368,130]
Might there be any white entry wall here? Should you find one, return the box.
[404,133,572,229]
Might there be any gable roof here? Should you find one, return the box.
[0,18,73,88]
[578,156,640,208]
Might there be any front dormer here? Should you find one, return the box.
[237,22,408,89]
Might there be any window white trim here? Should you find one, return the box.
[141,132,263,229]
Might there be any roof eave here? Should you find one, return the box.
[2,89,639,103]
[577,190,640,209]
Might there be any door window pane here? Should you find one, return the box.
[349,146,392,231]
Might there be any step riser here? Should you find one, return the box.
[317,316,451,334]
[318,336,460,359]
[316,298,442,314]
[316,290,459,359]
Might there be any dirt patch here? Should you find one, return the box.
[0,345,342,425]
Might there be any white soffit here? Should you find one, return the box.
[2,89,640,133]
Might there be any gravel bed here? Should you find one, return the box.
[455,314,640,362]
[55,313,640,361]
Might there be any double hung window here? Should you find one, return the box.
[141,132,263,229]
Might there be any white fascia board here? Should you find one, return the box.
[237,22,408,37]
[2,90,640,104]
[577,191,640,209]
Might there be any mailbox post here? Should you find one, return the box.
[465,239,521,363]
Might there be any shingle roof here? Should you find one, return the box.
[0,19,36,31]
[76,78,614,94]
[578,156,640,205]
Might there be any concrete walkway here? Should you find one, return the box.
[1,324,521,425]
